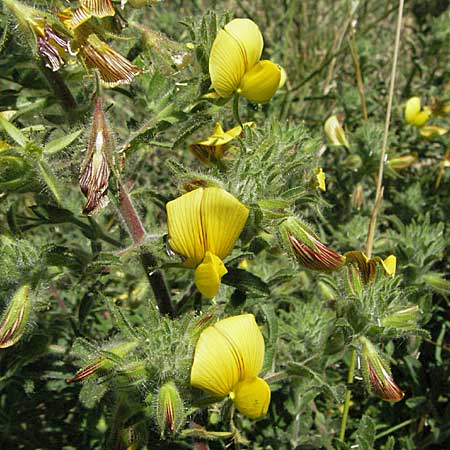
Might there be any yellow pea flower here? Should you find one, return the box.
[166,187,249,298]
[209,18,284,103]
[189,122,255,165]
[404,97,431,127]
[190,314,271,419]
[344,251,396,283]
[324,115,349,147]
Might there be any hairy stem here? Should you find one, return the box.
[118,183,174,317]
[365,0,404,258]
[339,349,357,442]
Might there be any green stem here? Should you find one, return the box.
[233,94,243,129]
[339,349,357,442]
[374,418,415,441]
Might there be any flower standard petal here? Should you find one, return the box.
[404,97,431,126]
[223,19,263,71]
[190,325,240,397]
[194,251,228,299]
[230,377,271,419]
[200,188,249,260]
[167,188,206,268]
[213,314,264,379]
[209,29,246,98]
[238,60,282,103]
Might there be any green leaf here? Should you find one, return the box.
[356,414,376,450]
[43,129,82,155]
[222,268,270,295]
[0,116,27,147]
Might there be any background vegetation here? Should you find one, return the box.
[0,0,449,449]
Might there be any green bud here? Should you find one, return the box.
[381,305,420,328]
[279,217,345,272]
[422,273,450,294]
[67,341,138,383]
[345,264,363,296]
[156,381,185,436]
[0,284,32,348]
[343,154,363,170]
[359,336,404,402]
[324,114,349,147]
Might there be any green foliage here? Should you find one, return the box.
[1,1,449,449]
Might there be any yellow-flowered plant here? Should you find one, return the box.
[189,122,255,165]
[315,168,326,191]
[404,97,431,127]
[166,187,249,298]
[190,314,271,419]
[209,18,284,103]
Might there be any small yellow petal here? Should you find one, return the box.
[200,188,249,259]
[238,60,281,103]
[316,168,326,191]
[419,125,448,138]
[190,325,240,397]
[225,121,256,139]
[230,377,271,419]
[382,255,396,277]
[214,314,264,379]
[278,66,287,88]
[166,188,206,267]
[223,19,263,71]
[209,28,246,98]
[194,251,228,299]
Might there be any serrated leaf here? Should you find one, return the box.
[44,130,83,155]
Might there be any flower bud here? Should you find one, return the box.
[345,264,363,296]
[324,115,349,147]
[67,340,138,382]
[359,336,404,402]
[381,305,420,328]
[156,381,185,435]
[352,183,364,210]
[421,273,450,294]
[279,217,345,272]
[0,284,31,348]
[388,154,418,171]
[79,98,113,215]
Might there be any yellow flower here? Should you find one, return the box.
[404,97,431,127]
[344,251,396,283]
[189,122,255,165]
[166,187,249,298]
[315,168,326,191]
[324,115,349,147]
[209,18,283,103]
[190,314,271,419]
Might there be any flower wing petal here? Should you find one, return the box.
[231,377,271,419]
[190,325,240,397]
[167,188,205,267]
[214,314,264,379]
[238,60,281,103]
[200,188,249,260]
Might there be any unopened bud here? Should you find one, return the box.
[421,273,450,294]
[352,183,364,210]
[419,125,448,139]
[381,305,420,328]
[359,336,404,402]
[79,98,113,215]
[67,340,138,382]
[389,153,418,170]
[324,115,349,147]
[0,284,31,348]
[156,381,185,435]
[279,217,345,272]
[345,264,363,296]
[344,154,362,171]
